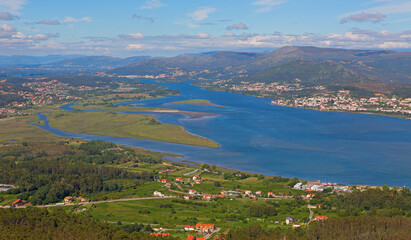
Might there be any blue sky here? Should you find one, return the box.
[1,0,411,56]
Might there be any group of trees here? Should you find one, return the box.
[226,216,411,240]
[0,208,176,240]
[63,140,162,165]
[0,141,157,205]
[247,202,277,218]
[310,187,411,217]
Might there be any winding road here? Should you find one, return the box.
[2,196,176,209]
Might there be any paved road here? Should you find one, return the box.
[183,169,199,176]
[174,182,184,191]
[307,204,316,226]
[2,196,176,209]
[260,196,293,200]
[204,228,221,239]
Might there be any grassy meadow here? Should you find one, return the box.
[45,111,219,148]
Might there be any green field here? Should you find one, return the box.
[88,196,309,232]
[0,115,60,143]
[45,111,219,148]
[73,104,173,112]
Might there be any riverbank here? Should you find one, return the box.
[201,85,411,120]
[270,102,411,120]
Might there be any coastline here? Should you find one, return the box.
[199,86,411,120]
[270,102,411,120]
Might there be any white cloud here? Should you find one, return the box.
[0,23,16,38]
[188,7,216,21]
[0,0,26,14]
[64,16,92,23]
[378,41,411,48]
[328,32,375,41]
[400,34,411,39]
[126,43,145,50]
[140,0,165,10]
[30,41,66,50]
[120,32,144,39]
[2,27,411,56]
[196,32,211,39]
[252,0,287,13]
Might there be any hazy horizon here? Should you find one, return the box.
[1,0,411,57]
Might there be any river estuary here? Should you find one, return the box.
[34,80,411,186]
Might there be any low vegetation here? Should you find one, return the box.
[45,111,219,148]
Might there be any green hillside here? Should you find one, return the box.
[246,60,372,85]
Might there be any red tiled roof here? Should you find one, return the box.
[12,199,21,204]
[151,233,170,237]
[196,223,215,229]
[186,235,196,240]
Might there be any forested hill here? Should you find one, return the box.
[111,51,263,75]
[241,46,411,84]
[244,60,373,85]
[38,56,151,71]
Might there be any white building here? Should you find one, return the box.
[154,191,164,197]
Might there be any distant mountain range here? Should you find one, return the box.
[0,55,84,67]
[38,56,151,71]
[110,46,411,85]
[112,51,263,75]
[0,55,151,71]
[1,46,410,86]
[242,46,411,84]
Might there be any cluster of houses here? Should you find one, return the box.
[293,181,351,193]
[273,90,411,115]
[181,189,292,202]
[184,223,216,233]
[230,81,304,93]
[2,80,83,110]
[159,174,203,189]
[285,217,302,228]
[63,196,86,204]
[284,215,328,228]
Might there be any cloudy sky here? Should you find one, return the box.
[1,0,411,56]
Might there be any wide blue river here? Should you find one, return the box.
[35,80,411,186]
